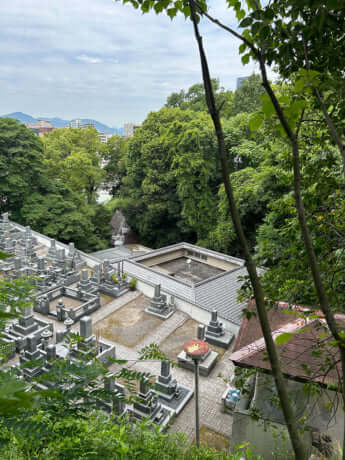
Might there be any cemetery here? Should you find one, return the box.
[0,213,238,442]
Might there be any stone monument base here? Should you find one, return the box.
[205,330,234,348]
[127,404,174,430]
[157,385,193,415]
[177,350,218,377]
[144,306,175,320]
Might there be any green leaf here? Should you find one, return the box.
[239,17,252,28]
[294,78,305,93]
[167,7,177,19]
[290,99,307,114]
[154,2,165,13]
[241,53,251,65]
[262,100,275,117]
[141,1,150,13]
[275,332,293,346]
[237,9,246,20]
[183,4,191,17]
[174,0,183,10]
[259,25,270,40]
[249,112,264,131]
[239,43,246,54]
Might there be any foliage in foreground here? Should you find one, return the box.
[0,411,258,460]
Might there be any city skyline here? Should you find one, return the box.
[0,1,258,127]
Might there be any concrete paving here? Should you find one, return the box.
[103,300,235,443]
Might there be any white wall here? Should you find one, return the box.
[136,278,240,334]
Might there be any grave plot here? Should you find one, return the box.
[35,286,100,322]
[49,296,83,311]
[159,319,199,361]
[94,295,163,348]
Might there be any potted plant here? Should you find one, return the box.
[129,277,137,291]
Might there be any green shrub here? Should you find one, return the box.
[129,277,137,290]
[0,412,261,460]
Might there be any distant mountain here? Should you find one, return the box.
[43,117,69,128]
[0,112,122,135]
[1,112,37,124]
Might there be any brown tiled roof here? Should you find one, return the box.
[233,300,300,352]
[231,302,343,386]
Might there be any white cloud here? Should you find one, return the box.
[0,0,260,126]
[76,54,102,64]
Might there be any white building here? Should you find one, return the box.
[123,123,141,138]
[98,132,113,143]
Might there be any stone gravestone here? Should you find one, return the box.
[46,344,56,361]
[14,305,37,335]
[197,324,205,340]
[204,310,234,348]
[80,316,93,340]
[132,378,160,418]
[68,242,75,257]
[48,239,57,257]
[40,295,50,315]
[79,269,90,290]
[14,257,21,271]
[155,360,177,401]
[155,360,194,415]
[37,257,46,272]
[56,299,66,321]
[145,284,174,320]
[113,383,126,416]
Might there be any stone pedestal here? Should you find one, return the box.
[48,239,57,258]
[177,325,218,376]
[13,306,38,336]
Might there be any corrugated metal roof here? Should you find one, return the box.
[195,267,248,325]
[91,246,132,261]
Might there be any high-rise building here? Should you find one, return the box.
[124,122,141,138]
[236,76,249,89]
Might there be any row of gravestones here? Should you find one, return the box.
[100,359,193,427]
[12,313,192,429]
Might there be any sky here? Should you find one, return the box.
[0,0,259,128]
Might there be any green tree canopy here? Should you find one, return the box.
[42,127,105,203]
[165,79,234,117]
[0,118,45,220]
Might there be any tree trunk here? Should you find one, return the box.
[188,2,309,458]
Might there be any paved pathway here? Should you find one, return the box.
[135,310,188,351]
